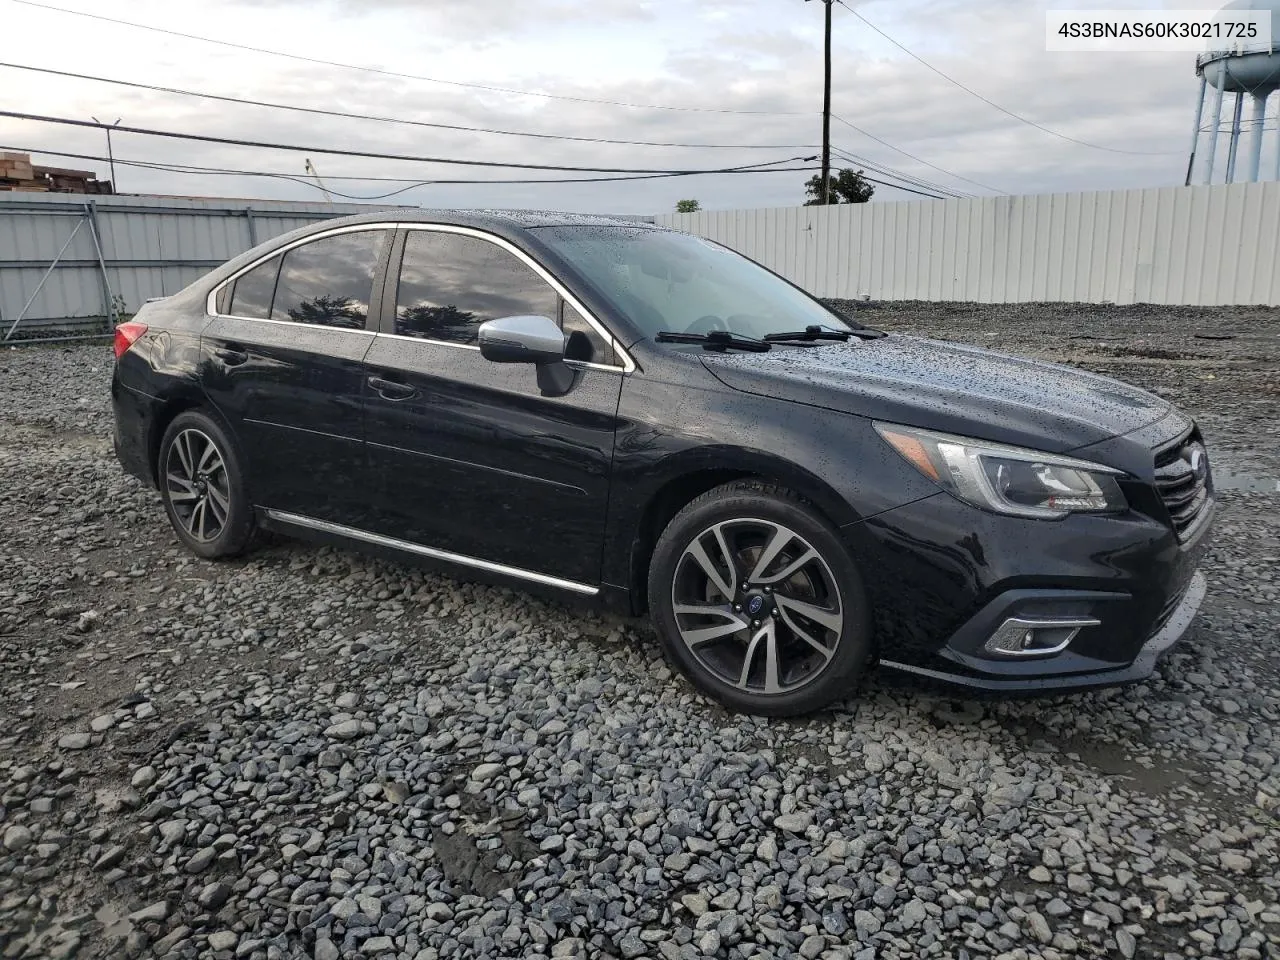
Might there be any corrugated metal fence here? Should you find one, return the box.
[657,182,1280,306]
[0,193,387,341]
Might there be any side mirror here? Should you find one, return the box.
[478,315,566,365]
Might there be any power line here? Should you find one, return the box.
[831,113,1002,193]
[0,144,822,200]
[0,61,819,151]
[10,0,809,117]
[830,145,969,198]
[0,110,815,175]
[834,0,1180,157]
[1,141,947,202]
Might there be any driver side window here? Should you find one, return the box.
[395,230,621,366]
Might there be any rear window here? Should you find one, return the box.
[227,255,280,319]
[270,231,387,330]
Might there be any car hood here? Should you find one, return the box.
[701,334,1172,454]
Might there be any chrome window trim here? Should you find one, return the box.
[205,223,395,327]
[372,330,624,375]
[206,314,378,334]
[264,509,599,596]
[206,220,635,373]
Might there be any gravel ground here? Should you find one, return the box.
[1,302,1278,960]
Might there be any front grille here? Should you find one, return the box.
[1154,435,1211,541]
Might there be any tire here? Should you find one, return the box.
[157,410,255,559]
[647,481,871,716]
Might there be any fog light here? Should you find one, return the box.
[984,617,1100,658]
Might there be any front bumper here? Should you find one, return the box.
[841,473,1214,694]
[878,570,1206,693]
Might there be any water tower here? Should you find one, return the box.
[1187,0,1280,184]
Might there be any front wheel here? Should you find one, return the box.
[157,410,255,559]
[647,481,871,716]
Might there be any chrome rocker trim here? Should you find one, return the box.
[264,509,600,596]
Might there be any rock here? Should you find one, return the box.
[331,899,358,921]
[757,835,778,861]
[90,714,115,732]
[800,935,826,959]
[1029,865,1052,883]
[94,844,128,870]
[185,847,216,873]
[208,931,237,951]
[901,899,927,928]
[1219,852,1252,872]
[383,782,410,804]
[356,895,381,921]
[472,762,504,782]
[128,901,168,924]
[198,882,232,910]
[3,825,33,852]
[323,720,362,740]
[131,766,157,790]
[314,938,340,960]
[57,732,92,750]
[1027,912,1052,943]
[363,936,394,953]
[681,894,709,916]
[425,902,452,922]
[774,812,811,833]
[1066,872,1092,894]
[854,910,882,937]
[1116,929,1137,958]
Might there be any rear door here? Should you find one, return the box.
[361,226,628,585]
[201,226,393,523]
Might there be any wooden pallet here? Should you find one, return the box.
[0,152,111,194]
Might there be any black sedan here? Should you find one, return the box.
[111,210,1214,715]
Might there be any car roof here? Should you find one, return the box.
[314,208,666,232]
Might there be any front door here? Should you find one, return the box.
[200,227,392,523]
[362,227,626,585]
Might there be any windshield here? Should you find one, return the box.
[534,226,853,341]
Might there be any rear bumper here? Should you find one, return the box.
[878,570,1206,693]
[112,372,157,486]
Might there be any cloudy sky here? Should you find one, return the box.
[0,0,1252,213]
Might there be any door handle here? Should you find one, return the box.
[213,346,249,366]
[368,376,417,400]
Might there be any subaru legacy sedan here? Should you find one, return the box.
[112,210,1213,715]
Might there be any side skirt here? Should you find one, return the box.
[262,509,601,596]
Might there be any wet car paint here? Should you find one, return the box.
[111,209,1214,694]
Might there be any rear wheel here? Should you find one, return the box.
[648,481,871,716]
[158,410,254,559]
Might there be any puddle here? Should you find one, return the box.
[94,904,132,938]
[1213,471,1280,493]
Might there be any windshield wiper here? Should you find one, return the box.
[655,331,772,353]
[763,324,885,343]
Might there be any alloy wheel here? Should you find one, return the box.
[670,518,844,695]
[165,428,231,543]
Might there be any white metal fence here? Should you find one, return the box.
[657,182,1280,307]
[0,193,388,340]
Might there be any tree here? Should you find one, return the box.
[675,199,701,213]
[803,168,875,205]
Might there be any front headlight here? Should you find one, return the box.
[875,423,1127,519]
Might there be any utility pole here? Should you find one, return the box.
[806,0,834,203]
[91,116,121,192]
[304,159,334,205]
